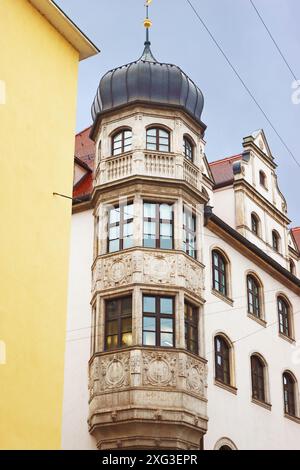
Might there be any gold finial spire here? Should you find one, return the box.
[144,0,152,44]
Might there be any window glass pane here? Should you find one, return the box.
[147,136,156,144]
[160,318,173,332]
[124,130,132,139]
[161,333,173,347]
[159,143,169,152]
[123,222,133,237]
[147,128,156,137]
[147,143,157,151]
[122,332,132,347]
[160,223,172,237]
[144,235,156,248]
[160,204,172,220]
[121,317,131,333]
[160,298,173,314]
[143,331,156,346]
[109,208,120,224]
[144,203,156,219]
[143,317,156,331]
[107,301,119,319]
[121,297,132,315]
[106,335,118,350]
[159,129,169,139]
[106,320,118,335]
[113,146,122,156]
[109,226,120,240]
[124,204,133,220]
[109,239,119,252]
[160,237,172,249]
[143,296,156,313]
[123,236,133,249]
[144,221,156,235]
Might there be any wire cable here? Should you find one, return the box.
[185,0,300,170]
[249,0,298,81]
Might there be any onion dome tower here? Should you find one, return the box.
[88,2,208,450]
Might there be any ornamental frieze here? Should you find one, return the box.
[142,351,177,387]
[143,253,176,284]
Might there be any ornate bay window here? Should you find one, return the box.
[146,127,170,152]
[184,301,199,354]
[105,296,132,351]
[107,202,134,252]
[112,128,132,155]
[142,295,175,348]
[183,206,196,259]
[143,202,173,249]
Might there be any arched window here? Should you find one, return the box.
[112,129,132,155]
[183,136,194,161]
[251,213,260,236]
[259,170,267,188]
[283,372,297,417]
[272,230,280,252]
[247,275,261,318]
[212,250,228,296]
[251,355,266,403]
[214,335,231,385]
[290,259,296,275]
[146,127,170,152]
[278,296,292,338]
[214,438,237,450]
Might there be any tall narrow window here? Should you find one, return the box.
[108,202,133,253]
[272,230,280,252]
[283,372,296,417]
[143,202,173,249]
[143,295,175,348]
[184,301,199,354]
[105,296,132,350]
[94,215,99,258]
[290,259,296,275]
[183,207,196,258]
[112,129,132,155]
[214,335,231,385]
[183,136,194,161]
[251,355,266,402]
[251,213,259,236]
[247,275,261,318]
[278,296,292,338]
[146,127,170,152]
[259,170,267,188]
[212,250,228,296]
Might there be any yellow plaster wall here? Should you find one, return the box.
[0,0,79,449]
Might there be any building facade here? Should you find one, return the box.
[62,40,300,450]
[0,0,98,449]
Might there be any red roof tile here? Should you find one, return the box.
[291,228,300,252]
[73,126,95,200]
[209,154,242,187]
[75,126,95,171]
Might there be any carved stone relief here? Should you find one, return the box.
[143,351,177,387]
[143,253,176,284]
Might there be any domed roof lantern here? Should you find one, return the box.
[91,2,205,131]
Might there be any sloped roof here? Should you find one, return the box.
[291,228,300,252]
[73,126,95,199]
[209,154,242,188]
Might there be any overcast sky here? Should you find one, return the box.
[57,0,300,225]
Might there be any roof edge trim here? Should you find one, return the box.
[29,0,99,60]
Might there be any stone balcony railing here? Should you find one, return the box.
[88,347,208,450]
[95,151,201,190]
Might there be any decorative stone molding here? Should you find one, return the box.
[92,250,204,298]
[143,351,177,387]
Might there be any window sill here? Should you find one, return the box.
[247,313,267,327]
[278,332,295,344]
[251,398,272,411]
[214,379,237,395]
[284,413,300,424]
[211,289,233,306]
